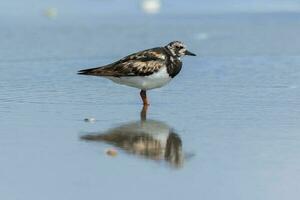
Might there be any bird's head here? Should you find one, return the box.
[165,41,196,58]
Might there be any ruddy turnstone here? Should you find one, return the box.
[78,41,196,105]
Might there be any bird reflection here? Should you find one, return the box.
[81,106,184,168]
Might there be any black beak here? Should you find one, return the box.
[185,50,196,56]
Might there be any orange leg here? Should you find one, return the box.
[140,90,150,106]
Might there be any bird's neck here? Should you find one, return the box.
[163,47,180,62]
[164,47,176,57]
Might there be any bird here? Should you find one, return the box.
[78,41,196,105]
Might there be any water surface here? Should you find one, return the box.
[1,13,300,200]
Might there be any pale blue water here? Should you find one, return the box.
[1,11,300,200]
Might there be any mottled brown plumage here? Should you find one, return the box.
[78,47,170,77]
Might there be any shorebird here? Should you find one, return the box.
[78,41,196,105]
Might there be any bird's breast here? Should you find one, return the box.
[166,58,182,78]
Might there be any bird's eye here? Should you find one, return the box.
[178,46,183,49]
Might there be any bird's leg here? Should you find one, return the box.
[140,90,149,106]
[140,105,148,121]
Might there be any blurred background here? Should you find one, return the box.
[2,0,300,15]
[1,0,300,61]
[1,1,300,200]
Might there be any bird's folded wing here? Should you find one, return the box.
[78,48,167,77]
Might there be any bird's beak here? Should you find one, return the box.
[185,50,196,56]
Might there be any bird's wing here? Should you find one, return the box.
[78,47,167,77]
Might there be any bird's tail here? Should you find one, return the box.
[77,64,118,76]
[77,67,100,75]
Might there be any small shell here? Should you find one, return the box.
[105,148,118,157]
[84,118,96,122]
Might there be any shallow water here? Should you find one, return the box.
[1,13,300,200]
